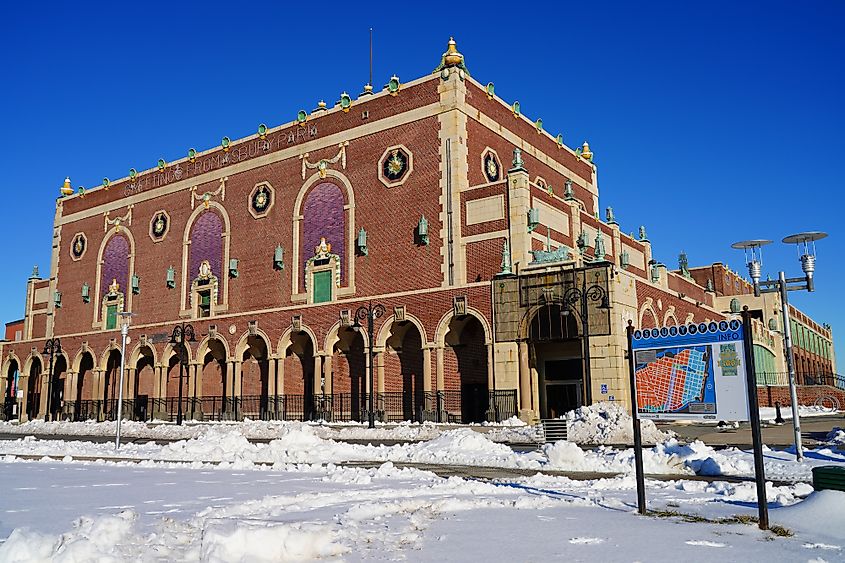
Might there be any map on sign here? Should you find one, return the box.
[635,346,714,415]
[631,320,750,422]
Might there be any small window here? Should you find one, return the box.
[313,271,333,304]
[198,290,212,318]
[106,305,118,330]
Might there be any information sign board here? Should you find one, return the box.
[631,320,750,421]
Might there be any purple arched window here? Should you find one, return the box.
[189,211,223,297]
[302,182,345,284]
[101,235,129,297]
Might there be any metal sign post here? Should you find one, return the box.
[741,308,769,530]
[626,322,647,515]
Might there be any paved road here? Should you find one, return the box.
[659,414,844,449]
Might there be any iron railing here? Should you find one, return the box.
[59,390,518,424]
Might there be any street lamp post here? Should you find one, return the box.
[560,272,611,408]
[169,323,197,426]
[43,338,62,421]
[353,302,385,429]
[732,231,827,461]
[115,312,133,450]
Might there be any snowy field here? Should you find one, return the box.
[0,459,843,562]
[0,405,842,561]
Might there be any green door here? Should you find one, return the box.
[313,271,332,303]
[106,304,117,330]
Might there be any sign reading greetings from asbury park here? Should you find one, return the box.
[631,320,750,422]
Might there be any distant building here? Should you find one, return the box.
[688,263,836,384]
[4,319,24,343]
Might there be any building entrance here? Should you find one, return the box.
[542,359,582,419]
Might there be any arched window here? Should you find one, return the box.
[100,234,130,330]
[188,210,224,318]
[301,182,345,303]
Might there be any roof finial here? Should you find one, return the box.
[434,37,469,74]
[61,177,73,197]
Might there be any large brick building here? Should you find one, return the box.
[0,39,836,424]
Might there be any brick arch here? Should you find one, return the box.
[291,170,357,297]
[382,320,424,421]
[638,302,660,329]
[434,307,491,347]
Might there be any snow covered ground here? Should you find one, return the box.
[0,459,843,562]
[0,414,843,560]
[0,423,842,482]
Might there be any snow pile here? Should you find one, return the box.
[0,511,143,562]
[390,429,541,469]
[566,402,673,445]
[772,490,845,542]
[825,427,845,445]
[201,520,349,562]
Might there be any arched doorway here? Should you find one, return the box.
[383,321,424,422]
[26,358,42,420]
[102,349,122,420]
[201,340,228,421]
[444,316,489,423]
[282,331,315,420]
[528,304,583,419]
[4,359,19,421]
[241,335,270,420]
[134,346,155,421]
[332,327,366,421]
[75,352,95,420]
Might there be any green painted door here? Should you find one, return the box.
[106,304,117,330]
[313,271,332,303]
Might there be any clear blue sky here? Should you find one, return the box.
[1,2,842,369]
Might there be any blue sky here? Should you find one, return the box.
[1,2,842,369]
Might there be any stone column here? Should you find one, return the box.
[435,346,445,391]
[19,376,29,422]
[38,372,49,419]
[322,354,332,395]
[518,341,532,414]
[125,368,136,400]
[313,355,322,397]
[422,346,433,413]
[486,343,494,389]
[375,349,385,394]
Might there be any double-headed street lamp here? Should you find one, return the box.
[732,231,827,461]
[353,302,385,429]
[43,338,62,421]
[169,323,197,426]
[560,274,611,407]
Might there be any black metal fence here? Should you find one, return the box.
[803,373,845,389]
[60,389,518,424]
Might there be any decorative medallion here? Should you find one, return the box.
[248,182,275,219]
[378,144,414,188]
[149,210,170,242]
[70,232,87,261]
[383,149,407,180]
[481,148,501,183]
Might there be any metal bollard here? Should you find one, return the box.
[774,401,785,424]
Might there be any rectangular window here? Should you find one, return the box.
[313,270,332,304]
[106,305,118,330]
[198,291,211,318]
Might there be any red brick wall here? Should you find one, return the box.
[465,118,595,215]
[466,238,505,284]
[757,385,845,408]
[635,281,724,329]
